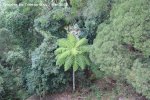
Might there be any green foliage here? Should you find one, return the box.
[0,12,6,28]
[70,0,85,10]
[5,10,29,34]
[0,64,27,100]
[34,8,70,38]
[55,33,91,91]
[77,0,112,43]
[26,37,68,96]
[0,44,27,100]
[55,33,90,71]
[126,59,150,99]
[91,0,150,99]
[0,3,44,99]
[0,28,15,57]
[110,0,150,56]
[0,65,4,97]
[82,0,111,19]
[1,0,149,99]
[4,6,43,52]
[0,1,71,99]
[5,48,26,68]
[90,23,132,76]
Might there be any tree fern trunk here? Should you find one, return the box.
[40,95,43,100]
[73,69,75,91]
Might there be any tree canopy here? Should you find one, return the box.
[0,0,149,99]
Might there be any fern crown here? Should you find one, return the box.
[55,33,90,72]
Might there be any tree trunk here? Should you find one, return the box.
[40,95,43,100]
[73,69,75,91]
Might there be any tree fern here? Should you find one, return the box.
[55,33,91,91]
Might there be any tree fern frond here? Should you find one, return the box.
[56,56,66,66]
[67,33,77,47]
[55,47,67,55]
[73,58,78,72]
[83,55,91,66]
[79,45,91,53]
[57,38,68,47]
[76,55,86,70]
[75,38,88,47]
[56,50,70,62]
[64,56,73,71]
[56,53,61,59]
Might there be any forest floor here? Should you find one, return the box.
[27,78,147,100]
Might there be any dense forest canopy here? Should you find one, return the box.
[0,0,149,100]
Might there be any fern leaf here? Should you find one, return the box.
[64,56,73,71]
[56,56,66,66]
[57,38,69,47]
[83,56,90,66]
[57,50,70,59]
[76,55,86,70]
[76,38,88,47]
[55,47,67,55]
[67,33,77,47]
[79,45,91,53]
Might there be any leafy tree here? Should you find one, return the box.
[0,0,74,99]
[126,58,150,99]
[34,7,72,38]
[0,63,28,100]
[26,35,68,97]
[81,0,112,43]
[0,2,43,99]
[0,28,15,57]
[55,33,90,91]
[91,0,150,99]
[66,0,112,44]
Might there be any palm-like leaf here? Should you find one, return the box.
[79,45,91,53]
[55,47,67,55]
[56,50,70,66]
[57,38,69,48]
[76,55,86,70]
[57,50,70,59]
[56,55,66,66]
[83,56,90,66]
[67,33,77,48]
[55,33,90,72]
[64,56,73,71]
[75,38,88,47]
